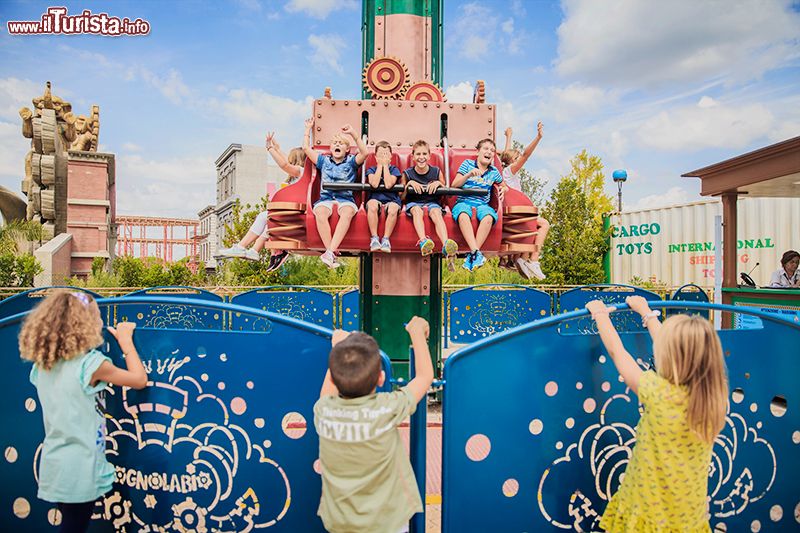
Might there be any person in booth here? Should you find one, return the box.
[769,250,800,288]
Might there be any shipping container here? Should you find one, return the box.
[608,198,800,288]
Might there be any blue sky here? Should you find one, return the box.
[1,0,798,218]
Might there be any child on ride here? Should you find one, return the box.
[452,138,503,271]
[366,141,402,253]
[402,139,458,259]
[586,296,728,533]
[20,290,148,533]
[217,132,305,272]
[314,317,433,533]
[304,119,368,268]
[499,123,550,280]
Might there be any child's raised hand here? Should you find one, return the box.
[341,124,355,137]
[585,300,613,318]
[108,322,136,348]
[536,121,544,138]
[304,118,314,131]
[331,329,351,346]
[504,127,513,138]
[625,296,652,316]
[405,316,430,339]
[265,132,275,149]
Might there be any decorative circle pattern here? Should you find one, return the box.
[404,81,446,102]
[363,56,410,99]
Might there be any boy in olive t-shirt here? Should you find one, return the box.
[313,318,434,533]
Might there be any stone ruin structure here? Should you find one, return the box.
[10,82,116,283]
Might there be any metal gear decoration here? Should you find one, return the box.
[363,56,410,99]
[404,81,446,102]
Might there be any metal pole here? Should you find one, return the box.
[408,346,427,533]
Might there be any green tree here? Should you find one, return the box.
[540,150,612,285]
[0,253,43,286]
[513,141,547,206]
[0,219,42,255]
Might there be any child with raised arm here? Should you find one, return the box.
[366,141,402,252]
[586,296,728,533]
[218,132,306,270]
[451,138,503,271]
[19,290,148,533]
[403,139,458,260]
[304,119,368,268]
[314,317,433,533]
[499,122,550,280]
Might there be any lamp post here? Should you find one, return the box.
[612,169,627,213]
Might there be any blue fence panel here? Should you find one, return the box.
[557,284,661,333]
[669,283,710,319]
[230,287,335,330]
[118,287,225,330]
[0,298,393,531]
[339,289,360,329]
[0,286,102,320]
[441,302,799,532]
[447,284,551,344]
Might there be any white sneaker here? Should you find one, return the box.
[244,249,260,261]
[320,250,336,268]
[369,236,381,251]
[516,257,532,279]
[527,260,546,280]
[380,237,391,253]
[219,245,246,258]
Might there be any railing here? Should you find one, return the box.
[0,299,795,531]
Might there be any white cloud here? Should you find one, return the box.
[115,154,215,216]
[132,67,191,105]
[556,0,800,87]
[637,98,774,151]
[209,88,313,146]
[0,77,44,121]
[444,81,474,103]
[449,2,526,60]
[121,142,142,152]
[284,0,356,19]
[539,83,620,122]
[462,35,490,61]
[307,34,346,75]
[630,186,690,210]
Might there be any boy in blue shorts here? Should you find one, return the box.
[366,140,402,252]
[303,118,368,268]
[452,138,504,271]
[402,139,458,259]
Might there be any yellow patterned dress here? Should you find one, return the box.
[600,371,713,533]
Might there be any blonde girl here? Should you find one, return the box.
[218,132,306,270]
[586,295,728,532]
[498,123,550,280]
[20,290,148,533]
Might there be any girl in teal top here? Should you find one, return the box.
[19,290,148,533]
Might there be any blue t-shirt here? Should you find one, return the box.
[367,164,401,204]
[30,349,115,503]
[455,159,502,207]
[316,154,359,184]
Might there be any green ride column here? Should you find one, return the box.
[359,255,442,381]
[361,0,443,99]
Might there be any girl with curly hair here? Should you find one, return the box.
[19,290,148,533]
